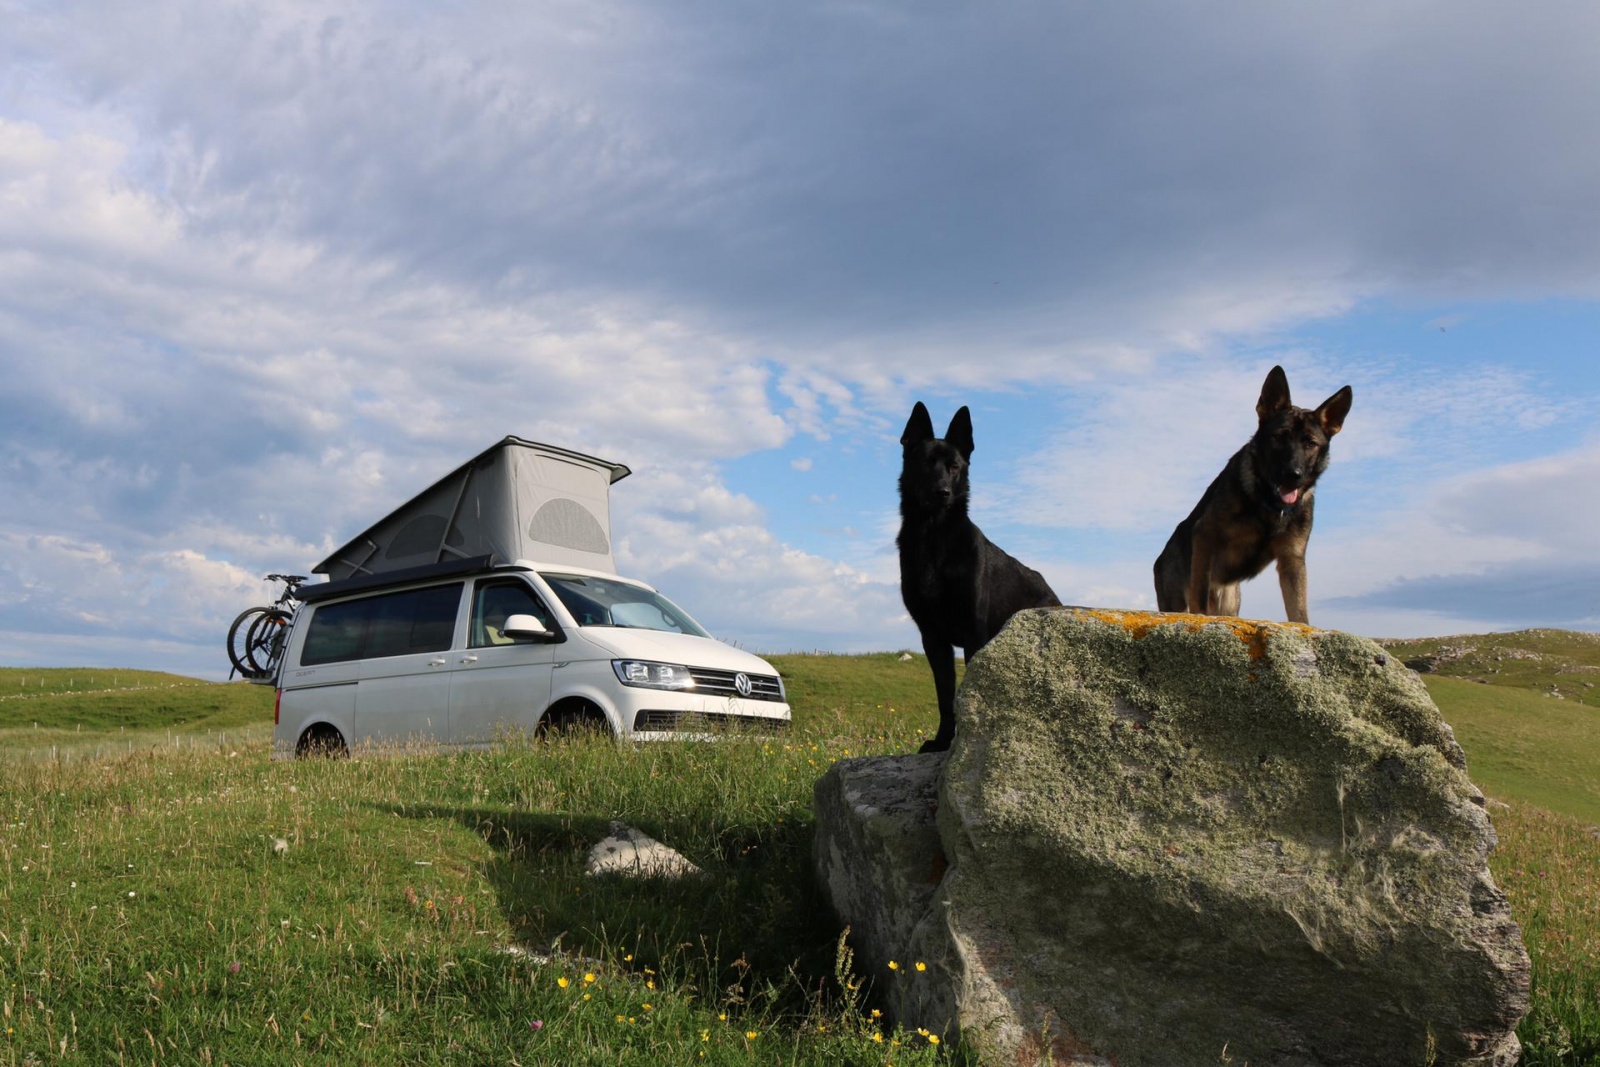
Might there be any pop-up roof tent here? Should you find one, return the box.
[313,437,631,582]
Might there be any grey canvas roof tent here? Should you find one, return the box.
[314,437,631,582]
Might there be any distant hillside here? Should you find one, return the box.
[1375,629,1600,825]
[1378,628,1600,709]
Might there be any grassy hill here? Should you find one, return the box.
[0,635,1595,1064]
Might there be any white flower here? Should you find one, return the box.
[273,838,289,855]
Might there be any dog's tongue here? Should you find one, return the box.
[1279,487,1301,506]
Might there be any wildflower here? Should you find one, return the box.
[128,891,136,898]
[872,1033,884,1044]
[929,1034,941,1045]
[557,976,570,989]
[228,962,241,975]
[529,1020,544,1031]
[700,1030,710,1042]
[616,1015,626,1023]
[745,1030,758,1040]
[718,1013,727,1022]
[642,1004,653,1012]
[646,980,655,990]
[870,1009,882,1019]
[915,961,927,972]
[582,993,591,1001]
[583,972,596,985]
[887,960,898,970]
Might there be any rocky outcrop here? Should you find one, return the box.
[814,608,1530,1066]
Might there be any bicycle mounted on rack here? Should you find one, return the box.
[226,574,307,681]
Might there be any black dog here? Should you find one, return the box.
[1153,365,1353,624]
[898,402,1060,753]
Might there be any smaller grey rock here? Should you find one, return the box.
[586,822,702,879]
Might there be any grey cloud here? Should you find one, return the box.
[18,1,1600,358]
[1327,561,1600,630]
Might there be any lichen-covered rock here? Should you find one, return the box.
[814,753,948,978]
[814,607,1531,1067]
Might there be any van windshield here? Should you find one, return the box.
[540,573,711,638]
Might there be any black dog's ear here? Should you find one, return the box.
[945,406,975,458]
[1256,365,1292,422]
[901,402,935,446]
[1317,385,1353,437]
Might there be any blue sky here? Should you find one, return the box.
[1,1,1597,679]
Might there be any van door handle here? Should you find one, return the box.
[459,654,478,664]
[429,657,447,667]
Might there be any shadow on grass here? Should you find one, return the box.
[391,803,846,1011]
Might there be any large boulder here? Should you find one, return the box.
[814,608,1530,1066]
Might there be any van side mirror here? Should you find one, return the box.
[502,614,553,640]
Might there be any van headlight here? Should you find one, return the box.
[612,660,696,690]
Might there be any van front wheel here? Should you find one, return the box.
[538,700,611,740]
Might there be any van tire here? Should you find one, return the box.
[296,725,349,759]
[538,700,612,739]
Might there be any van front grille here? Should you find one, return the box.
[685,668,785,702]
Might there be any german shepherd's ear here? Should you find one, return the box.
[1316,385,1354,437]
[945,406,975,459]
[901,402,935,446]
[1256,365,1292,422]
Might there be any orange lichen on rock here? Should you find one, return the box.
[1074,608,1317,661]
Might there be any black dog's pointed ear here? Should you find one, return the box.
[1317,385,1353,436]
[1256,365,1292,422]
[901,402,935,446]
[945,406,975,458]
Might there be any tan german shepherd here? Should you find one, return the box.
[1153,366,1352,623]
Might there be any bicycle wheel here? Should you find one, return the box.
[244,608,293,677]
[227,607,271,679]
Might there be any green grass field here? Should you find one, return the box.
[0,635,1596,1065]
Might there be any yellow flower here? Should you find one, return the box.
[642,1003,653,1012]
[929,1034,941,1045]
[583,973,596,985]
[718,1013,727,1021]
[746,1030,759,1040]
[870,1009,882,1019]
[557,976,570,989]
[915,961,927,972]
[700,1031,710,1042]
[872,1033,884,1044]
[888,960,899,970]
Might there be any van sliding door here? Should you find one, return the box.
[353,583,465,748]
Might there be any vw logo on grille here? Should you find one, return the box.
[734,672,753,697]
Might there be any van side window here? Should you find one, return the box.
[301,599,367,665]
[471,580,554,647]
[299,583,464,666]
[366,584,463,658]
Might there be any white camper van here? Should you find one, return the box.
[268,438,790,757]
